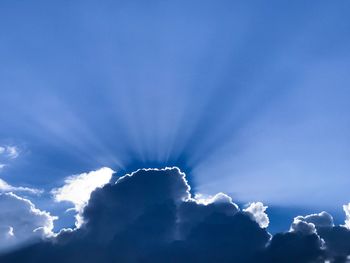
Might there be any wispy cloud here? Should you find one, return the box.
[0,146,19,160]
[0,146,20,173]
[0,178,43,195]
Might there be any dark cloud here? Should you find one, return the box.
[318,226,350,263]
[0,167,349,263]
[177,193,239,239]
[287,211,350,263]
[263,231,324,263]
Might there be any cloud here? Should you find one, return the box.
[290,216,317,235]
[178,192,240,239]
[0,167,270,262]
[343,204,350,229]
[81,167,191,242]
[51,167,114,227]
[193,192,235,205]
[258,212,327,263]
[0,146,20,172]
[264,231,324,263]
[243,202,269,228]
[286,211,350,263]
[0,192,56,251]
[300,211,334,228]
[318,226,350,263]
[0,167,350,263]
[313,209,350,262]
[5,147,19,159]
[0,146,19,160]
[0,178,43,195]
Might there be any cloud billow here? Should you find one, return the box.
[0,167,349,263]
[51,167,114,228]
[0,192,56,251]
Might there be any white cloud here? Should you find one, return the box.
[193,192,237,206]
[5,146,19,159]
[0,192,57,251]
[290,216,316,235]
[297,211,334,228]
[0,146,19,159]
[343,203,350,229]
[243,202,269,228]
[51,167,114,227]
[0,146,20,173]
[0,178,43,195]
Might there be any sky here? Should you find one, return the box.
[0,0,350,261]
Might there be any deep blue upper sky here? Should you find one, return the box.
[0,0,350,231]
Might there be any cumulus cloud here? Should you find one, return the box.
[257,212,327,263]
[81,167,191,243]
[314,209,350,263]
[193,192,236,205]
[0,167,350,263]
[51,167,114,227]
[285,210,350,263]
[264,230,324,263]
[300,211,334,228]
[318,225,350,263]
[178,192,240,239]
[0,192,56,251]
[243,202,269,228]
[290,216,317,235]
[0,167,270,262]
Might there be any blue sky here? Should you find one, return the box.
[1,0,350,234]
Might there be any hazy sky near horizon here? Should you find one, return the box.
[0,0,350,234]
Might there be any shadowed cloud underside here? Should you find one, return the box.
[1,168,350,263]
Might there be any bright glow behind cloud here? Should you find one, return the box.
[51,167,114,227]
[243,202,269,228]
[343,203,350,229]
[52,167,114,209]
[193,192,236,207]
